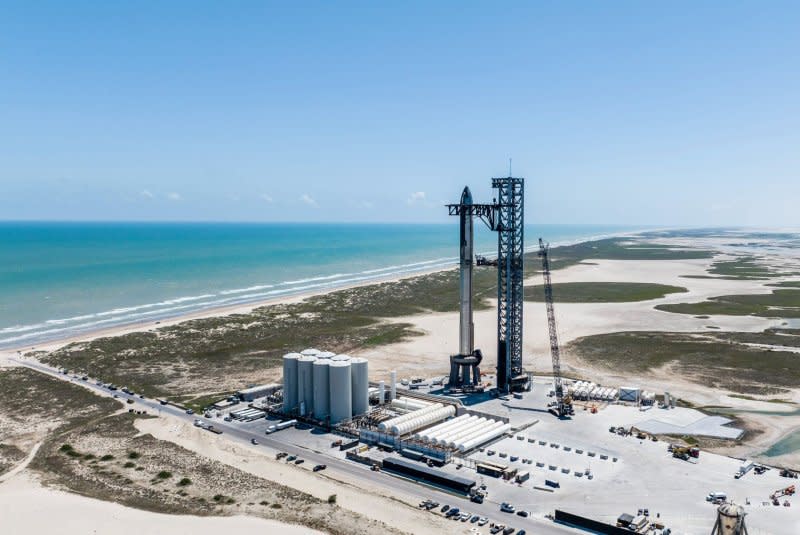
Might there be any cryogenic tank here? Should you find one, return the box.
[298,355,317,416]
[301,348,320,356]
[378,381,385,405]
[332,354,351,362]
[390,398,431,412]
[434,416,483,446]
[458,422,511,452]
[329,360,352,424]
[417,415,471,442]
[282,353,301,414]
[390,405,455,435]
[312,359,330,420]
[453,420,504,450]
[316,351,336,359]
[350,357,369,417]
[390,370,397,400]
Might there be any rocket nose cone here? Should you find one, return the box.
[460,186,473,205]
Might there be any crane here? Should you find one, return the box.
[538,238,573,418]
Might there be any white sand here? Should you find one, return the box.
[0,472,322,535]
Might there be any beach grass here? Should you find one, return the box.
[567,329,800,394]
[655,288,800,318]
[524,282,687,303]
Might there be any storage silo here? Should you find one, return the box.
[390,370,397,400]
[350,357,369,416]
[332,354,351,362]
[378,380,385,405]
[313,359,330,420]
[316,351,336,359]
[297,355,317,416]
[282,353,301,414]
[301,348,320,356]
[329,360,352,424]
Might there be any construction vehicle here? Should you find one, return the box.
[771,485,795,500]
[670,445,700,460]
[780,468,798,479]
[538,239,573,418]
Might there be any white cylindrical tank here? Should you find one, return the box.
[282,353,301,414]
[379,403,440,431]
[390,405,455,435]
[350,357,369,416]
[298,355,317,416]
[453,420,505,450]
[458,423,512,452]
[434,416,482,446]
[390,370,397,400]
[445,418,488,448]
[329,360,352,424]
[389,398,431,412]
[417,415,472,442]
[378,381,385,405]
[313,359,330,420]
[301,348,320,356]
[332,354,351,362]
[316,351,336,359]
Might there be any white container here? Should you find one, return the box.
[350,357,369,417]
[297,355,317,416]
[312,359,330,420]
[301,348,320,356]
[282,353,301,414]
[329,360,352,424]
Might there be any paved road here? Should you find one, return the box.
[13,357,576,535]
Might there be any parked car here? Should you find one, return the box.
[440,504,450,513]
[516,511,528,517]
[126,398,134,404]
[313,464,327,472]
[500,502,515,513]
[294,458,304,465]
[251,438,259,445]
[186,409,194,415]
[478,517,488,526]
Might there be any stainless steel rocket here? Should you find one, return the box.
[447,186,482,390]
[458,186,475,357]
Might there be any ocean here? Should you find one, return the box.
[0,222,642,349]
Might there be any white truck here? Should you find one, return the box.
[706,491,727,503]
[735,460,754,479]
[267,419,297,433]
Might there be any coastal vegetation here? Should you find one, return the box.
[567,329,800,394]
[655,288,800,318]
[41,237,712,399]
[524,282,687,303]
[0,368,399,535]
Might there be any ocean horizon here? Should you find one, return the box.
[0,221,647,349]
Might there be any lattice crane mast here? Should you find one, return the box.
[538,238,573,418]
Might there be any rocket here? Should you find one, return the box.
[459,186,474,357]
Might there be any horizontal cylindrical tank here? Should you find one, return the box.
[282,353,301,414]
[350,357,369,416]
[416,415,472,442]
[445,418,489,448]
[454,420,505,450]
[390,405,455,435]
[379,403,440,431]
[389,398,432,413]
[313,359,330,420]
[458,423,512,452]
[329,360,352,424]
[298,355,317,416]
[434,417,483,446]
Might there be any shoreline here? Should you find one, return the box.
[1,228,651,355]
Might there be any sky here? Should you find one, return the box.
[1,1,798,226]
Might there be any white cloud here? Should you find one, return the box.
[140,189,154,199]
[260,194,274,203]
[166,192,182,201]
[407,191,426,205]
[300,193,317,207]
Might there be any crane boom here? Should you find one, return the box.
[538,238,572,418]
